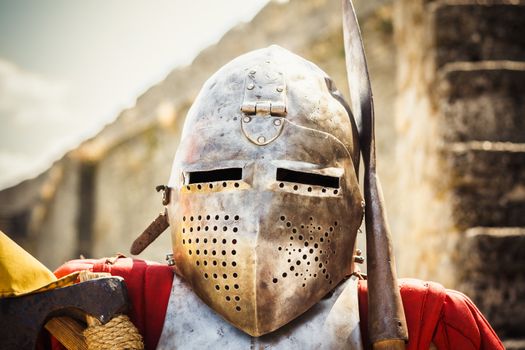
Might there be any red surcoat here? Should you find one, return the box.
[53,257,503,350]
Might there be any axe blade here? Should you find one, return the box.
[0,277,129,350]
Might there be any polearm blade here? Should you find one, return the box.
[342,0,369,150]
[341,0,409,347]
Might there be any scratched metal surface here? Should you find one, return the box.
[157,275,363,350]
[166,45,364,336]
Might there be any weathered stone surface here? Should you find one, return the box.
[425,0,525,4]
[446,145,525,230]
[504,339,525,350]
[457,228,525,337]
[91,125,178,262]
[438,65,525,143]
[393,0,459,287]
[19,158,81,269]
[396,0,525,341]
[433,3,525,67]
[0,169,50,246]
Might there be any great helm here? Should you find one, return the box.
[166,46,363,336]
[132,0,408,345]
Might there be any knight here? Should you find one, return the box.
[37,0,504,349]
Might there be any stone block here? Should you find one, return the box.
[438,66,525,143]
[457,227,525,337]
[433,3,525,66]
[504,339,525,350]
[445,146,525,230]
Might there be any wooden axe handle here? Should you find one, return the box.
[45,316,88,350]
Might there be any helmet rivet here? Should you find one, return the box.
[250,70,256,75]
[165,253,175,266]
[276,86,284,92]
[247,83,255,90]
[273,119,282,126]
[243,116,251,123]
[257,136,266,144]
[354,255,365,264]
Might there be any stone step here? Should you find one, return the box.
[445,143,525,230]
[431,2,525,67]
[504,339,525,350]
[425,0,525,3]
[437,63,525,143]
[457,227,525,338]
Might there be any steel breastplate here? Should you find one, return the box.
[156,275,363,350]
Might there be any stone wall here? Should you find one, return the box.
[30,158,82,267]
[0,158,81,268]
[393,0,458,285]
[458,228,525,338]
[394,0,525,343]
[0,169,49,250]
[90,123,184,261]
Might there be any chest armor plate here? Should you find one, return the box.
[157,275,363,350]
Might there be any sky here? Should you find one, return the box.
[0,0,272,189]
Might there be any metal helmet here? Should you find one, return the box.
[131,0,408,345]
[165,45,363,336]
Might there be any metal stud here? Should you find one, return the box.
[247,83,255,90]
[273,119,282,126]
[276,86,284,92]
[243,116,251,123]
[257,136,266,144]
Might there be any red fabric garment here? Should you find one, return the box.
[52,259,503,350]
[358,278,504,350]
[53,257,174,350]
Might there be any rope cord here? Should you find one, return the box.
[83,314,144,350]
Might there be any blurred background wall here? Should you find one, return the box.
[0,0,523,346]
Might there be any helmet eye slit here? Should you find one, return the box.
[187,168,242,184]
[275,168,339,189]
